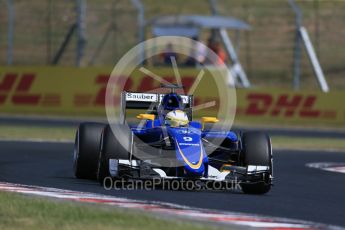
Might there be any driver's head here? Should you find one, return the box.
[165,110,189,127]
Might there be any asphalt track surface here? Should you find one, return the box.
[0,140,344,227]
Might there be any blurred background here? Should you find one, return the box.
[1,0,345,89]
[1,0,345,129]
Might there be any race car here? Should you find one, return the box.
[73,84,273,194]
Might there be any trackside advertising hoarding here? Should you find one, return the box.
[0,66,344,126]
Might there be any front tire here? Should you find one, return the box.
[240,131,272,194]
[73,122,105,179]
[97,124,131,185]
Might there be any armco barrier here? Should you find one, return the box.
[0,67,344,126]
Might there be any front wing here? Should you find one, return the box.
[108,159,271,185]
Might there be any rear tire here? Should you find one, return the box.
[241,131,272,194]
[97,124,131,185]
[73,122,105,179]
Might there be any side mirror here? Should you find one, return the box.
[201,117,219,130]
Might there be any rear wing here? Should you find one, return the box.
[120,91,193,122]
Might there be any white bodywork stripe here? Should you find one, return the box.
[152,168,167,177]
[119,159,139,167]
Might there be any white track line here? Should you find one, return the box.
[306,162,345,174]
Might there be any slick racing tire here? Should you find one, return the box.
[97,124,131,186]
[241,131,272,195]
[73,122,105,179]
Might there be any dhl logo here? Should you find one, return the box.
[0,73,210,108]
[0,73,59,106]
[0,72,338,121]
[238,93,336,119]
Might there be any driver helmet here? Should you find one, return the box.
[165,110,189,127]
[161,93,183,111]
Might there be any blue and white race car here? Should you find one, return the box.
[73,84,273,194]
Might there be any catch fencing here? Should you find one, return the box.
[1,0,345,89]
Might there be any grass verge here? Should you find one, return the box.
[0,124,75,141]
[0,191,216,230]
[0,124,344,151]
[271,136,345,151]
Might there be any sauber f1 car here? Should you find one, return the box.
[73,85,273,194]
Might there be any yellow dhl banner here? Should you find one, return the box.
[0,66,344,126]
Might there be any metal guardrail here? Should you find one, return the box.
[299,27,329,92]
[288,0,329,92]
[6,0,14,65]
[219,29,250,88]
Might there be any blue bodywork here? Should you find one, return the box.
[126,92,239,178]
[131,118,238,178]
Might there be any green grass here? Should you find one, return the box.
[272,136,345,151]
[0,124,344,151]
[0,124,75,141]
[0,191,217,230]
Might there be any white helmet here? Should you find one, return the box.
[165,110,189,127]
